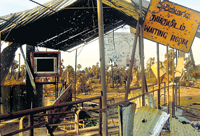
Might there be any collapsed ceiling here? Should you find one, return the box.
[1,0,200,51]
[0,0,149,51]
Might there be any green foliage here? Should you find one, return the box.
[84,119,98,127]
[61,65,74,81]
[77,64,82,70]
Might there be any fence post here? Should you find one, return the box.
[178,81,181,106]
[75,109,80,134]
[19,116,26,136]
[164,82,166,105]
[99,97,102,136]
[175,82,178,111]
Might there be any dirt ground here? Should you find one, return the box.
[76,82,200,121]
[0,82,200,135]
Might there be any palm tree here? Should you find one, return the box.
[62,65,74,82]
[84,67,89,78]
[77,64,82,71]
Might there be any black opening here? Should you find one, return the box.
[37,59,54,72]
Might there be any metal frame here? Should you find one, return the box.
[31,51,61,77]
[0,82,192,135]
[0,96,102,135]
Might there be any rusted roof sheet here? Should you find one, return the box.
[134,106,170,136]
[0,0,148,51]
[169,118,199,136]
[1,0,200,51]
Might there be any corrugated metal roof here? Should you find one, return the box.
[0,0,148,51]
[169,118,199,136]
[133,106,170,136]
[1,0,200,51]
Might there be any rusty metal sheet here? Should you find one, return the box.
[48,84,72,132]
[169,118,199,136]
[134,106,170,136]
[118,102,136,136]
[143,0,200,53]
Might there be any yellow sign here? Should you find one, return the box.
[143,0,200,52]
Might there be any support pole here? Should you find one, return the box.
[175,50,178,111]
[18,53,21,79]
[0,32,1,115]
[175,82,177,111]
[74,49,77,101]
[97,0,108,135]
[172,49,175,117]
[166,0,170,114]
[167,46,170,114]
[176,50,178,67]
[139,0,145,106]
[111,64,114,88]
[164,82,166,105]
[99,98,102,135]
[124,22,139,100]
[179,81,180,106]
[55,77,58,99]
[25,45,34,136]
[157,43,160,109]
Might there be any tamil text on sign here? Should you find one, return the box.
[143,0,200,52]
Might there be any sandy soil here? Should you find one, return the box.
[0,82,200,135]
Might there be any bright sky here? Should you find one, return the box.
[0,0,200,69]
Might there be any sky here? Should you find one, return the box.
[0,0,200,70]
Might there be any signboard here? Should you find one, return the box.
[143,0,200,52]
[104,32,140,67]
